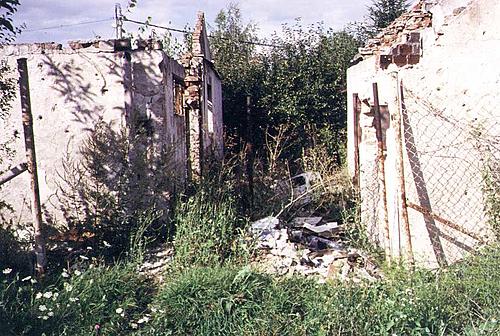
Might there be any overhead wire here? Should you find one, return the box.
[122,17,283,48]
[23,18,114,33]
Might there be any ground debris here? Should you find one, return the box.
[250,216,382,283]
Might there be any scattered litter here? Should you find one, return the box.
[250,216,382,283]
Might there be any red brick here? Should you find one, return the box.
[394,55,407,66]
[408,54,420,64]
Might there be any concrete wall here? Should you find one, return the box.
[0,38,223,228]
[347,0,500,267]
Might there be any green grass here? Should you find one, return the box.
[137,246,500,336]
[1,245,499,335]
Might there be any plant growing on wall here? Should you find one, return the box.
[56,119,177,254]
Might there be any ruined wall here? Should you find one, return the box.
[0,40,191,227]
[347,0,500,267]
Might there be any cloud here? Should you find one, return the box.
[13,0,372,43]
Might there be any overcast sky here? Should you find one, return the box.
[13,0,374,44]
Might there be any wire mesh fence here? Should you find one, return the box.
[400,86,499,266]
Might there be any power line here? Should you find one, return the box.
[23,18,114,33]
[122,17,283,48]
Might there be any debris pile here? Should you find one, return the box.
[250,216,381,283]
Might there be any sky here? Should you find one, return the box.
[13,0,373,44]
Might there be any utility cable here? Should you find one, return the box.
[122,17,282,48]
[23,18,114,33]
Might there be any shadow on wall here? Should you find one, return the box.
[53,118,183,247]
[401,89,448,267]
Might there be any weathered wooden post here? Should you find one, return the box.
[372,82,391,264]
[395,79,415,267]
[352,93,361,188]
[17,58,46,275]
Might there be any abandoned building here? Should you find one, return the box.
[0,12,223,227]
[347,0,500,267]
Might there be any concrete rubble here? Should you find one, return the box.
[250,216,382,283]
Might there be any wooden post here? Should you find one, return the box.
[245,95,254,207]
[372,83,391,264]
[352,93,360,188]
[17,58,46,275]
[395,79,415,267]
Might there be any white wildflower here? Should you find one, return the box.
[79,255,89,261]
[21,276,31,282]
[115,307,123,314]
[43,292,53,299]
[69,297,79,302]
[137,316,150,324]
[86,246,93,250]
[39,305,47,312]
[63,283,73,292]
[61,271,70,278]
[48,311,54,317]
[2,268,12,275]
[130,322,138,329]
[42,315,49,320]
[35,292,43,300]
[74,270,81,276]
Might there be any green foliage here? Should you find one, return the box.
[0,60,15,120]
[210,4,264,147]
[483,160,500,240]
[210,5,358,163]
[0,0,21,44]
[56,120,174,255]
[138,246,500,335]
[172,179,247,270]
[368,0,409,31]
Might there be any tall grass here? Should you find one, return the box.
[139,246,499,336]
[172,184,248,270]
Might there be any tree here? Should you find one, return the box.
[0,0,20,44]
[368,0,409,32]
[210,4,264,149]
[259,22,358,162]
[349,0,409,44]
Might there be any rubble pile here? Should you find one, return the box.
[250,216,381,283]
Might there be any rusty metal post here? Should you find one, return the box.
[372,83,391,265]
[395,79,415,267]
[17,58,46,275]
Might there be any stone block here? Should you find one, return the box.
[98,40,115,52]
[412,43,421,55]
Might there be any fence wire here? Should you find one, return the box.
[401,87,500,266]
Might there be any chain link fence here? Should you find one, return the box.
[400,86,499,266]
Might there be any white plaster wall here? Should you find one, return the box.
[0,47,127,228]
[347,0,500,267]
[0,44,203,228]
